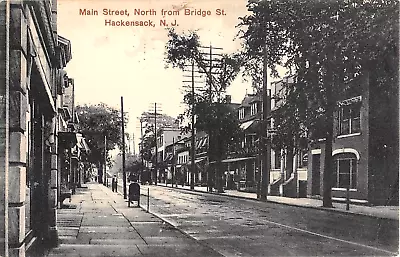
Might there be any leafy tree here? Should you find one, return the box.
[164,28,242,192]
[237,0,398,206]
[165,28,242,102]
[77,103,127,183]
[271,79,308,181]
[125,153,143,179]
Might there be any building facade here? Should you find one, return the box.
[307,73,399,205]
[0,1,86,256]
[156,127,181,183]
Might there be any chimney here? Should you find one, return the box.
[225,95,232,103]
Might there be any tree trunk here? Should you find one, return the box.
[285,146,294,180]
[323,87,334,208]
[98,161,103,184]
[216,160,224,193]
[216,134,224,193]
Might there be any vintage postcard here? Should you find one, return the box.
[0,0,398,256]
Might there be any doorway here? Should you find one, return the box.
[311,154,321,195]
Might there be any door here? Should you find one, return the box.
[311,154,321,195]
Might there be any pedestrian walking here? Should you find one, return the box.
[112,175,117,192]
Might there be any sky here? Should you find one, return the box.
[57,0,258,153]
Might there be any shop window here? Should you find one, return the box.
[333,154,357,189]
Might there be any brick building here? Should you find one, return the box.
[308,73,399,205]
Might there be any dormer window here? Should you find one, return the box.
[239,108,245,119]
[250,102,258,116]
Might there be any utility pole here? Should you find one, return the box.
[121,96,127,199]
[182,62,203,190]
[103,135,107,186]
[190,61,196,190]
[148,103,162,185]
[260,42,271,201]
[132,133,135,155]
[198,44,223,192]
[137,117,145,184]
[172,137,175,188]
[154,103,157,185]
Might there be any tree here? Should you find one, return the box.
[125,153,143,180]
[237,0,398,207]
[271,78,308,183]
[164,28,242,192]
[77,103,127,183]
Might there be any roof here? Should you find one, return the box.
[240,94,259,108]
[227,103,241,111]
[58,35,72,66]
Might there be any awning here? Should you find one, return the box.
[58,115,68,131]
[210,156,256,164]
[222,157,256,163]
[240,120,255,130]
[76,133,90,152]
[62,107,72,121]
[164,153,173,163]
[200,137,208,148]
[58,131,78,148]
[195,157,206,164]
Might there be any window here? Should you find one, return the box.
[250,103,258,116]
[338,98,361,135]
[239,108,245,119]
[274,150,281,169]
[333,154,357,189]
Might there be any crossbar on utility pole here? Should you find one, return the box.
[121,96,127,199]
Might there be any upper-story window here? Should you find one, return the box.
[338,96,361,135]
[250,102,258,116]
[239,108,245,120]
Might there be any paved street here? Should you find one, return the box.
[45,183,222,257]
[136,185,398,257]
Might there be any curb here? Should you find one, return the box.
[115,184,226,257]
[137,202,226,257]
[157,184,398,221]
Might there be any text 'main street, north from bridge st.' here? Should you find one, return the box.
[79,8,227,17]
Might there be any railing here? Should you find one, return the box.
[228,145,259,158]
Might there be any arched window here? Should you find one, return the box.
[333,153,358,189]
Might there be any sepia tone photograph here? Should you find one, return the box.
[0,0,398,256]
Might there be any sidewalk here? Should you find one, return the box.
[45,182,222,257]
[157,183,399,220]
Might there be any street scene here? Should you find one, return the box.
[138,186,398,256]
[0,0,399,256]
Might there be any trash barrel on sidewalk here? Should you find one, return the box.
[128,182,140,207]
